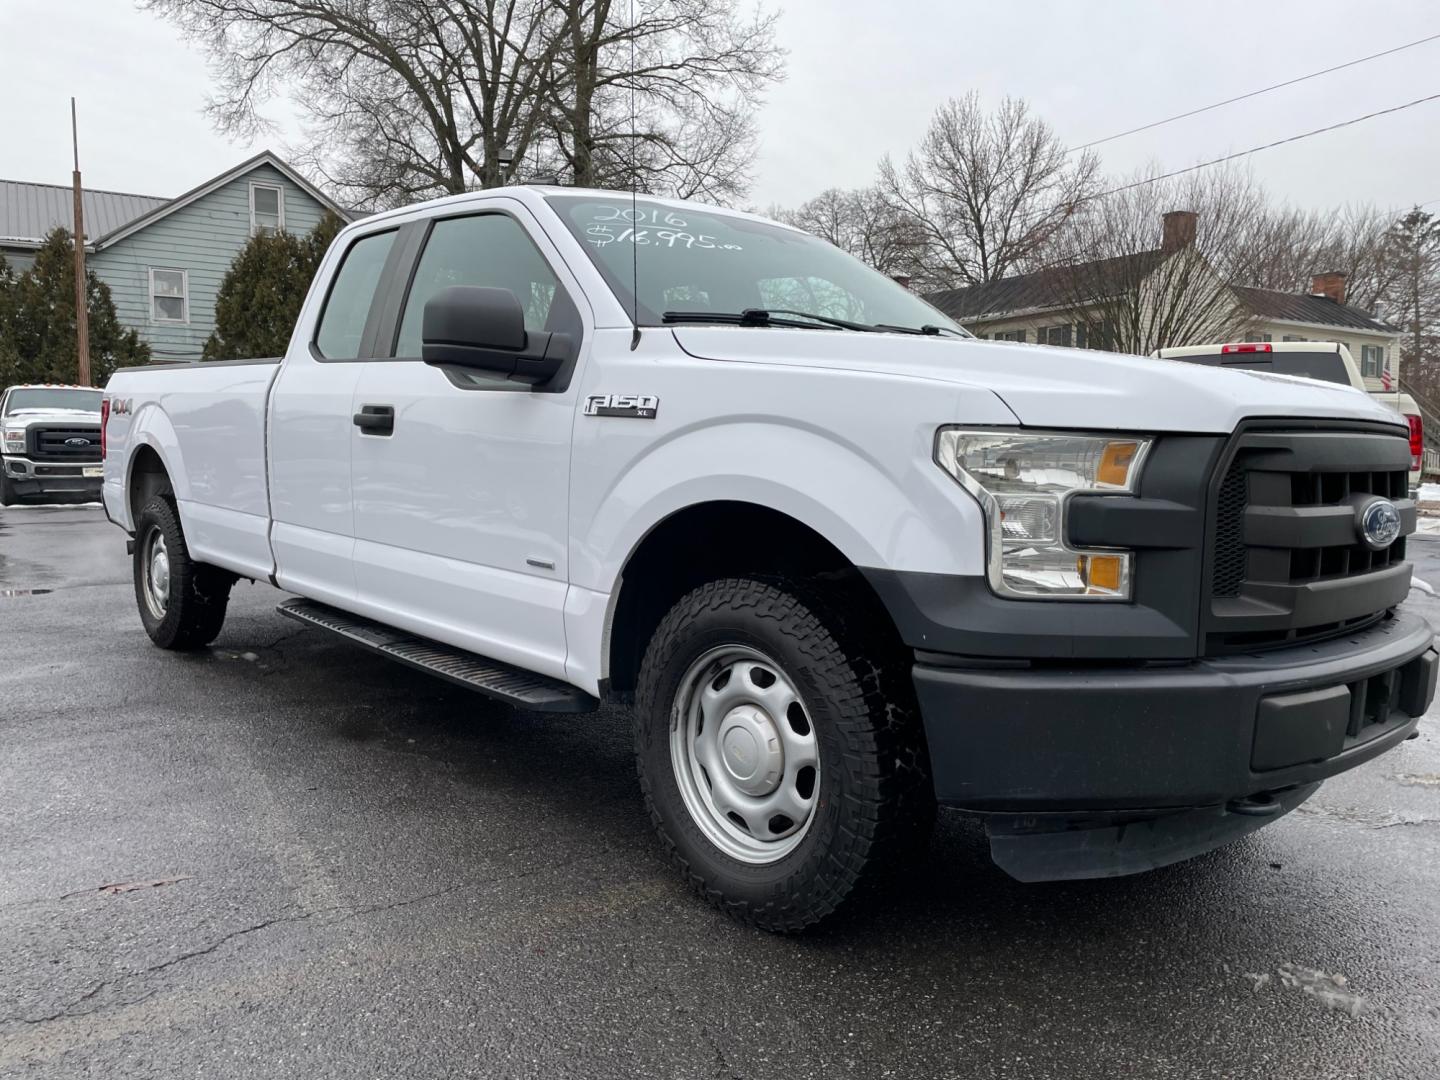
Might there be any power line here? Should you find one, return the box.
[1010,92,1440,237]
[1068,31,1440,153]
[1088,92,1440,200]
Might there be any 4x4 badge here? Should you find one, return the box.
[584,394,658,419]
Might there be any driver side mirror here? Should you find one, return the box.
[421,285,571,386]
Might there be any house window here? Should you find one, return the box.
[1282,335,1307,343]
[1254,332,1272,342]
[250,182,284,234]
[1039,325,1072,347]
[995,329,1026,343]
[1360,345,1385,378]
[149,268,188,323]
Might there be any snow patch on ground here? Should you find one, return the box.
[1420,482,1440,503]
[1245,964,1371,1017]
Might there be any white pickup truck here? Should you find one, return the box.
[1,384,105,505]
[1157,341,1426,493]
[101,187,1437,930]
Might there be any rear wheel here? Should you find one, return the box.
[133,495,233,649]
[635,577,932,932]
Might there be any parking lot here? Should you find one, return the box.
[2,502,1438,1079]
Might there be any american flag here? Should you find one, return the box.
[1381,359,1394,391]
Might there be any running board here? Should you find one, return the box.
[276,598,595,713]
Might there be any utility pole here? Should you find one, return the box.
[71,98,91,387]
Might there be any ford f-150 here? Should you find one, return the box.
[100,186,1437,931]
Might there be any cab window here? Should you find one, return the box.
[314,230,397,360]
[394,214,578,359]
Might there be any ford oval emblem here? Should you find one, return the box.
[64,437,91,447]
[1358,498,1402,551]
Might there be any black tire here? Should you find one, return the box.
[0,473,18,506]
[635,577,933,932]
[132,495,233,649]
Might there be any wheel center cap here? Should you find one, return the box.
[717,705,783,796]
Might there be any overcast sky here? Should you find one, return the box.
[4,0,1438,217]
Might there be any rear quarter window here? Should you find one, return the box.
[315,230,397,360]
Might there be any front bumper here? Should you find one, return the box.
[916,609,1435,811]
[3,456,103,497]
[914,610,1436,879]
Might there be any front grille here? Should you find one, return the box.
[27,426,101,463]
[1204,424,1414,654]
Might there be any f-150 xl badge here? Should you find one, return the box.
[584,394,659,419]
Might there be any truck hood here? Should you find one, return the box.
[2,409,101,430]
[671,327,1404,434]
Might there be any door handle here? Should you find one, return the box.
[353,404,395,436]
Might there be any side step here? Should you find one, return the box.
[276,597,596,714]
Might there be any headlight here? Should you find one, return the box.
[935,428,1151,600]
[1,429,24,452]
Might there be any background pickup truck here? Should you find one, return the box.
[102,186,1437,931]
[1156,341,1425,493]
[1,384,105,505]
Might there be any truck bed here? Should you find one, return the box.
[103,357,282,581]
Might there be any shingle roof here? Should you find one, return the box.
[0,181,168,247]
[925,250,1167,321]
[1231,284,1396,334]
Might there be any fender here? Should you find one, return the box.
[560,417,996,692]
[117,402,188,531]
[574,417,991,595]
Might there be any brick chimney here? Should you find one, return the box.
[1311,271,1347,305]
[1161,210,1197,253]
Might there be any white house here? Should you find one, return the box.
[924,211,1403,392]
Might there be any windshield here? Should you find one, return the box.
[3,388,103,415]
[1171,350,1351,386]
[546,195,965,335]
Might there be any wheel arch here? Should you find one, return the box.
[120,404,187,531]
[126,442,176,532]
[603,499,906,697]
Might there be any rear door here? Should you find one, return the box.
[268,226,400,606]
[347,201,587,681]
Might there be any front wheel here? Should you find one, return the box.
[0,472,18,506]
[635,578,932,932]
[132,495,233,649]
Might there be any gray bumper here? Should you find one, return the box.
[3,456,103,497]
[915,609,1436,813]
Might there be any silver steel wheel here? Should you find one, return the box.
[141,528,171,620]
[670,644,821,865]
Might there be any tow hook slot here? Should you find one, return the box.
[1227,792,1284,817]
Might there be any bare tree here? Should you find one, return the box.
[878,94,1100,290]
[1227,204,1400,312]
[1384,207,1440,400]
[774,187,926,278]
[144,0,783,209]
[1041,166,1263,354]
[542,0,781,200]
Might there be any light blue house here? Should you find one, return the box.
[0,152,349,361]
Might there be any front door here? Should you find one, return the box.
[349,205,585,681]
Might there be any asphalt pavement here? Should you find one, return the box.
[3,503,1439,1079]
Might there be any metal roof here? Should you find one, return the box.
[925,250,1167,321]
[1231,285,1397,334]
[0,181,168,248]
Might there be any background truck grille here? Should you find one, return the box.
[1204,424,1414,654]
[26,426,102,463]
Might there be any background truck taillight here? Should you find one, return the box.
[1407,413,1423,471]
[101,398,109,460]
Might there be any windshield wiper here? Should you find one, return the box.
[874,323,967,337]
[662,308,876,332]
